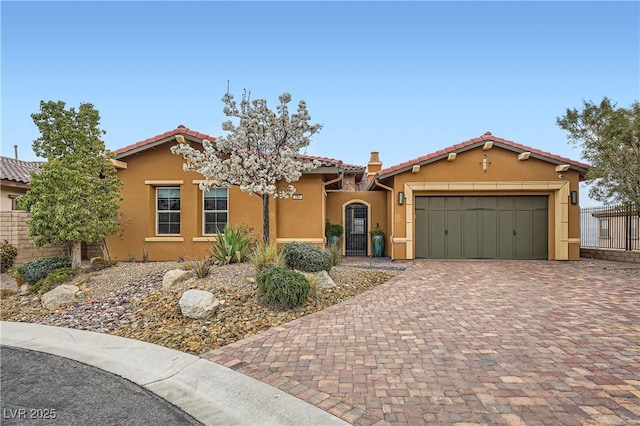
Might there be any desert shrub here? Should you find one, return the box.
[17,256,71,285]
[257,266,310,309]
[86,257,118,272]
[327,243,342,267]
[250,240,283,271]
[305,272,320,298]
[0,240,18,272]
[282,242,332,273]
[209,225,254,264]
[28,267,74,294]
[12,268,25,286]
[183,257,213,278]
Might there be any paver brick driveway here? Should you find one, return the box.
[203,260,640,425]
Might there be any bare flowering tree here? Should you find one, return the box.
[171,91,322,242]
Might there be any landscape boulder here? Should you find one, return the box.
[299,270,336,289]
[178,289,224,319]
[41,284,81,310]
[162,269,192,289]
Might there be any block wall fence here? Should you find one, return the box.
[580,248,640,264]
[0,211,102,265]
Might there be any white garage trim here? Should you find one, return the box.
[402,181,570,260]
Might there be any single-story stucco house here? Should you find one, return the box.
[105,126,588,262]
[0,156,43,211]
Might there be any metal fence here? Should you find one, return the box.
[580,204,639,251]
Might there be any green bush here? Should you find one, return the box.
[0,240,18,272]
[282,242,332,273]
[250,240,283,271]
[325,222,344,239]
[209,225,254,264]
[28,267,74,294]
[17,256,72,285]
[257,267,310,309]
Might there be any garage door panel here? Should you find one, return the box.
[480,210,498,258]
[429,210,446,258]
[447,210,463,258]
[515,210,533,258]
[446,197,462,210]
[479,197,498,210]
[498,197,514,210]
[415,208,428,259]
[531,196,548,210]
[532,209,548,259]
[515,196,534,210]
[463,210,479,258]
[499,210,515,258]
[462,197,478,210]
[429,197,446,210]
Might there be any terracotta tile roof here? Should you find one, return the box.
[342,162,366,172]
[115,125,217,158]
[297,155,343,168]
[374,132,590,180]
[0,156,43,184]
[114,126,357,171]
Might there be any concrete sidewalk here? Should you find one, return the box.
[0,321,348,426]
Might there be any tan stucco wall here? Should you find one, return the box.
[276,175,325,244]
[377,146,583,260]
[0,183,28,212]
[106,141,332,261]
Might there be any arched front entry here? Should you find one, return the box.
[344,202,368,256]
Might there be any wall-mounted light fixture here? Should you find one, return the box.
[570,191,578,205]
[398,191,405,205]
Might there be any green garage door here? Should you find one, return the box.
[415,196,548,259]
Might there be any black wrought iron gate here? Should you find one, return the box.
[345,203,368,256]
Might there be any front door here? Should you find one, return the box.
[345,203,368,256]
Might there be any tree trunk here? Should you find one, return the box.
[262,193,270,243]
[71,241,82,269]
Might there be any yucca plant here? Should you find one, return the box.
[208,225,254,265]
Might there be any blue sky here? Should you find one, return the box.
[2,1,638,205]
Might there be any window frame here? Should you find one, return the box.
[156,187,181,236]
[8,194,19,211]
[203,187,228,236]
[599,218,610,239]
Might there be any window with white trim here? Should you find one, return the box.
[156,187,181,235]
[203,188,228,234]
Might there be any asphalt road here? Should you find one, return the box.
[0,345,203,425]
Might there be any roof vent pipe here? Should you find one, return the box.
[14,145,18,159]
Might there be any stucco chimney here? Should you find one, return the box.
[367,151,382,184]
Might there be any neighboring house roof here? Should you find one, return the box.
[114,125,365,171]
[369,132,590,188]
[0,156,43,184]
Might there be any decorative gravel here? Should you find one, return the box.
[0,261,400,355]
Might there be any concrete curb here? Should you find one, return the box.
[0,321,349,426]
